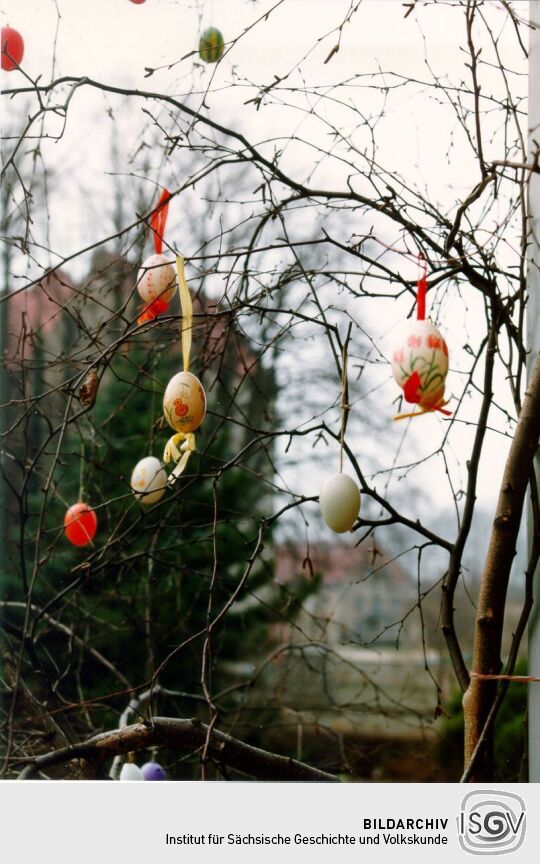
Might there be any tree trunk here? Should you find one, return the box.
[463,352,540,780]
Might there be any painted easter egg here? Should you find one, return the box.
[1,27,24,71]
[390,319,449,408]
[137,253,176,305]
[199,27,225,63]
[163,371,206,434]
[119,763,144,781]
[130,456,167,505]
[141,761,167,781]
[64,502,98,547]
[319,473,361,534]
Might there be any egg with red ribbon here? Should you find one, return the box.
[390,319,449,410]
[137,253,176,306]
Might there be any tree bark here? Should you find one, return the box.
[463,352,540,780]
[18,717,340,782]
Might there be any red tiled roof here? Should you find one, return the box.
[276,541,410,586]
[6,270,74,359]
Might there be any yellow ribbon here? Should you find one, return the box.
[393,399,450,421]
[163,431,196,486]
[163,258,196,485]
[394,407,434,421]
[177,255,192,372]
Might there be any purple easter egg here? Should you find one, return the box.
[141,761,167,781]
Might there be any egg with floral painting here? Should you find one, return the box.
[390,319,449,408]
[130,456,167,505]
[163,371,206,433]
[137,253,177,305]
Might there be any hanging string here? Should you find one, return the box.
[471,672,540,684]
[339,324,352,472]
[150,189,171,255]
[163,256,197,486]
[78,439,85,500]
[416,253,427,321]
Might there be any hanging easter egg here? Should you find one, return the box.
[130,456,167,505]
[119,763,144,781]
[141,761,167,781]
[1,27,24,71]
[137,253,177,305]
[64,502,98,547]
[163,371,206,434]
[199,27,225,63]
[319,473,361,534]
[390,319,449,410]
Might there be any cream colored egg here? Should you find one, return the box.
[136,253,177,304]
[119,763,143,781]
[390,319,449,407]
[163,371,206,433]
[130,456,168,505]
[319,473,361,533]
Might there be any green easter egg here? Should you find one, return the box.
[199,27,225,63]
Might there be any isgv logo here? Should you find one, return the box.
[458,791,526,855]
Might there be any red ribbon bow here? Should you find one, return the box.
[150,189,171,255]
[417,253,427,321]
[138,189,172,325]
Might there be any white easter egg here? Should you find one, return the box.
[137,253,177,304]
[119,763,144,781]
[319,473,361,533]
[390,319,449,408]
[163,371,207,433]
[130,456,168,505]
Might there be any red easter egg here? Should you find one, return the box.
[64,503,98,547]
[129,1,146,4]
[1,27,24,71]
